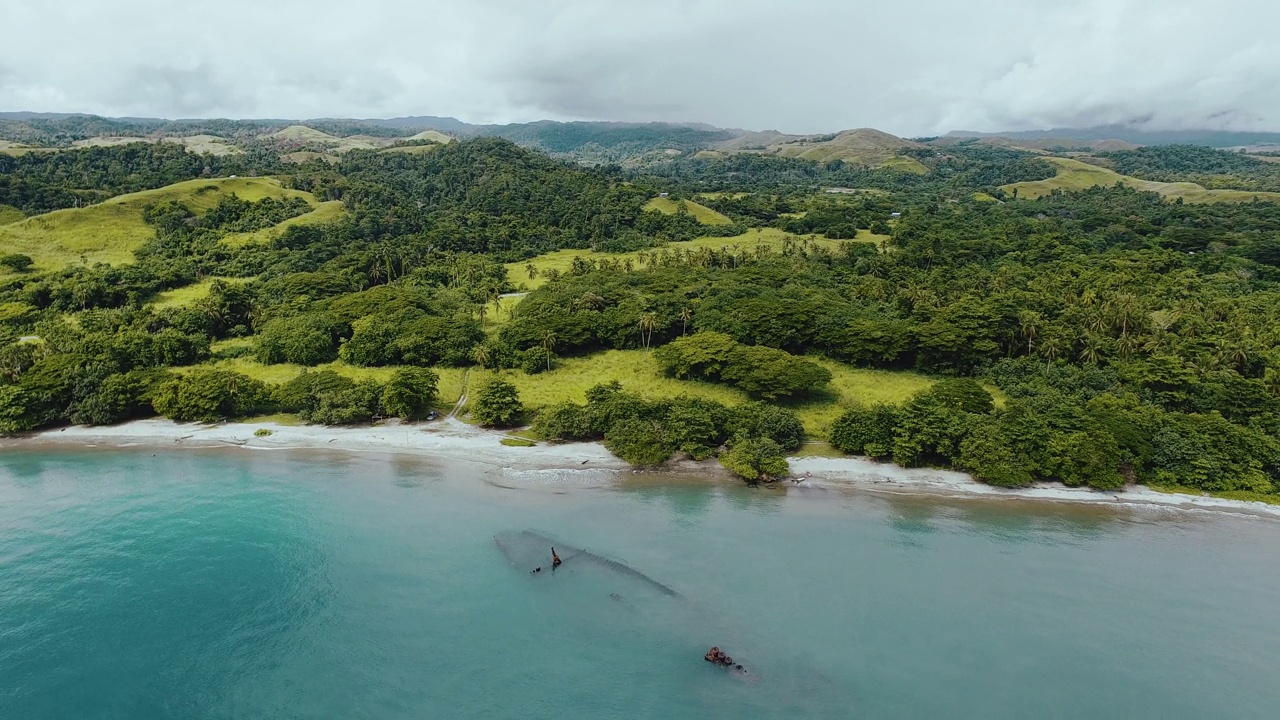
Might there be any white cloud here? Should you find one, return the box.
[0,0,1277,134]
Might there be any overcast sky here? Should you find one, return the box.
[1,0,1277,135]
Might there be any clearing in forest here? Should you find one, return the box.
[1002,157,1280,203]
[505,227,887,290]
[0,177,330,270]
[464,349,940,439]
[643,197,734,225]
[150,277,254,309]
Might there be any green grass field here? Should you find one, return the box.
[0,177,327,271]
[150,277,253,309]
[504,227,886,290]
[463,349,939,438]
[221,200,346,247]
[875,156,930,175]
[378,144,443,156]
[191,357,471,407]
[643,197,734,225]
[0,205,23,225]
[1003,157,1280,203]
[182,345,1002,440]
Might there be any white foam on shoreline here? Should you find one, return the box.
[5,418,1279,518]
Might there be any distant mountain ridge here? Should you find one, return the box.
[948,125,1280,149]
[7,111,1280,165]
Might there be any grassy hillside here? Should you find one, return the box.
[268,125,337,143]
[0,177,322,270]
[769,129,925,167]
[406,130,453,144]
[195,356,471,407]
[150,276,253,309]
[379,143,444,156]
[504,227,886,290]
[0,205,23,225]
[186,344,971,438]
[643,197,733,224]
[221,200,346,247]
[281,151,339,164]
[0,140,50,157]
[462,350,940,439]
[266,125,394,153]
[875,155,930,174]
[1003,157,1280,203]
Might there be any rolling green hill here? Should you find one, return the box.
[643,197,733,224]
[220,200,346,247]
[405,130,453,144]
[0,177,325,269]
[1002,157,1280,203]
[266,125,396,153]
[714,128,929,174]
[505,227,886,290]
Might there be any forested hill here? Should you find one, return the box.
[5,131,1280,502]
[1097,145,1280,191]
[0,114,733,165]
[0,143,276,215]
[331,137,732,256]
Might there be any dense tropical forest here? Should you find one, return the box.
[4,128,1280,501]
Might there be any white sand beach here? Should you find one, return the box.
[8,417,1280,518]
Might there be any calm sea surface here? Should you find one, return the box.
[1,448,1278,719]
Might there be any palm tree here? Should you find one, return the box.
[679,307,693,336]
[1106,293,1143,336]
[1039,336,1063,365]
[489,290,503,319]
[471,344,491,368]
[476,303,488,328]
[541,330,557,372]
[639,312,657,350]
[1116,332,1139,360]
[1018,310,1041,355]
[1079,335,1103,365]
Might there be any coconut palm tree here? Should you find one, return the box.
[1018,310,1041,355]
[525,263,539,281]
[471,344,491,368]
[1078,335,1104,365]
[679,307,693,336]
[541,330,557,372]
[638,312,657,350]
[1039,336,1063,364]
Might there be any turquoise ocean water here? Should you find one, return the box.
[2,448,1278,719]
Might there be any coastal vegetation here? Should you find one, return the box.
[4,126,1280,499]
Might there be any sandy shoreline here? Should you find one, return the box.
[5,417,1279,518]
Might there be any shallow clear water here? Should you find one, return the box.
[2,448,1278,719]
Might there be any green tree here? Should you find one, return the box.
[605,416,673,466]
[1046,429,1126,490]
[0,254,34,273]
[255,314,340,366]
[152,370,270,423]
[472,376,524,428]
[730,402,805,451]
[957,419,1034,488]
[380,367,439,420]
[720,437,790,483]
[71,368,169,426]
[830,403,900,458]
[274,370,382,425]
